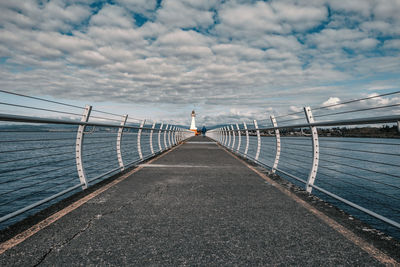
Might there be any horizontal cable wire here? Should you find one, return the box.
[0,170,78,198]
[319,157,400,179]
[0,130,77,133]
[314,103,400,119]
[0,143,75,154]
[83,151,117,161]
[317,170,400,203]
[0,177,79,208]
[0,150,74,165]
[278,157,311,172]
[85,162,119,176]
[0,89,84,109]
[320,151,400,168]
[280,151,312,165]
[277,117,306,124]
[280,145,313,154]
[83,148,117,159]
[91,109,123,117]
[0,157,75,176]
[280,142,311,148]
[89,115,124,123]
[319,145,400,157]
[319,164,400,190]
[84,140,119,146]
[82,144,117,153]
[0,102,83,117]
[83,135,117,140]
[315,178,400,214]
[312,91,400,111]
[0,163,76,185]
[319,139,400,146]
[274,110,304,119]
[0,137,76,143]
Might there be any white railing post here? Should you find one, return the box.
[172,126,176,146]
[164,124,169,150]
[75,105,92,189]
[254,120,261,161]
[270,115,281,174]
[158,123,163,152]
[230,125,235,150]
[304,107,319,193]
[137,119,146,160]
[227,126,231,148]
[117,114,128,171]
[167,125,172,148]
[222,127,228,146]
[243,122,249,157]
[149,122,156,155]
[236,123,241,152]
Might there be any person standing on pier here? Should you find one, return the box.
[202,126,207,137]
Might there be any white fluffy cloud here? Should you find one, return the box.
[0,0,399,124]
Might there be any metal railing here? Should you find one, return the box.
[0,90,193,227]
[207,91,400,237]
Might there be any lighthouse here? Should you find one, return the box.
[190,110,197,133]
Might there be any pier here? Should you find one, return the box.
[0,136,398,265]
[0,90,400,265]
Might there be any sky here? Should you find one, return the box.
[0,0,400,126]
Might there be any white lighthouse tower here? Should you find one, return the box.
[190,110,197,133]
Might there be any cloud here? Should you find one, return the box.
[0,0,399,125]
[322,97,342,109]
[157,0,215,29]
[89,4,135,28]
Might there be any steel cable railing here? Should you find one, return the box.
[0,90,194,228]
[207,91,400,239]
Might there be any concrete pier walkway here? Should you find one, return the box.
[0,136,395,265]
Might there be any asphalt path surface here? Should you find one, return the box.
[0,136,385,266]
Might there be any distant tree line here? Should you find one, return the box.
[245,125,399,138]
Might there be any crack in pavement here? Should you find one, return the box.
[32,202,134,266]
[33,217,95,267]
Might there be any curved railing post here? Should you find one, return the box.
[270,115,281,174]
[304,106,319,193]
[76,105,92,189]
[149,122,156,155]
[117,114,128,171]
[158,123,164,152]
[172,126,176,146]
[227,126,232,148]
[171,127,175,145]
[236,123,241,152]
[167,125,172,148]
[137,119,146,160]
[231,125,235,150]
[254,120,261,161]
[243,122,249,157]
[222,127,226,146]
[164,124,169,150]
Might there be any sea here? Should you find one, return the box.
[0,129,399,240]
